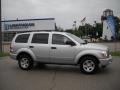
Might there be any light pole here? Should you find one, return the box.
[73,21,77,30]
[0,0,2,52]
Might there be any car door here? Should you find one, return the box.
[29,33,50,62]
[50,34,77,64]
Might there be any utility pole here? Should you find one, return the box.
[0,0,2,52]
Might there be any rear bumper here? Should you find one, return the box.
[10,53,17,60]
[99,55,112,67]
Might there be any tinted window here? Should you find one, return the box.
[52,34,72,45]
[15,34,30,43]
[32,33,49,44]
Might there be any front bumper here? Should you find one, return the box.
[99,55,112,67]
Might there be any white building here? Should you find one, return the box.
[1,18,56,41]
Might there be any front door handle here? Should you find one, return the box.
[51,47,57,49]
[29,46,34,48]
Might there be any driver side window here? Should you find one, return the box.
[52,34,72,45]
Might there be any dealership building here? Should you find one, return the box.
[1,18,55,42]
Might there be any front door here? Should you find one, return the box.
[50,34,76,64]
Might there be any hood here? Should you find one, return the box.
[80,43,108,51]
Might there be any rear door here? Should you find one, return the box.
[29,33,50,62]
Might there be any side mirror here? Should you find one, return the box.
[66,41,76,46]
[84,40,88,44]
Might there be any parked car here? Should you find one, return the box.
[10,31,112,74]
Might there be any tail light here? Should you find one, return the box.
[10,45,14,53]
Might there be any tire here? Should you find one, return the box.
[18,54,33,70]
[80,56,99,74]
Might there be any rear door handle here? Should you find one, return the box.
[51,47,57,49]
[29,46,34,48]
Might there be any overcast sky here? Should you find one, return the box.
[2,0,120,29]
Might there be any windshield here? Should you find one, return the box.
[66,33,86,44]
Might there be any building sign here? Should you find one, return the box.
[4,23,35,30]
[2,18,55,32]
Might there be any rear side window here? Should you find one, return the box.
[31,33,49,44]
[15,34,30,43]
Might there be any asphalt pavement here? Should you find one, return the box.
[0,57,120,90]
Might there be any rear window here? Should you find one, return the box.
[31,33,49,44]
[15,34,30,43]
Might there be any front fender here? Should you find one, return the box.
[16,48,36,61]
[74,50,101,63]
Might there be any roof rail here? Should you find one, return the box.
[30,30,61,32]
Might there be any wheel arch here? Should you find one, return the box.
[77,54,100,64]
[16,52,34,61]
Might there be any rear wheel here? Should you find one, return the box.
[80,56,99,74]
[18,54,33,70]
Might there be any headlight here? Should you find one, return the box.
[101,51,108,58]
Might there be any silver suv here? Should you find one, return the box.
[10,31,112,74]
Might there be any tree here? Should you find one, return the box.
[95,23,102,38]
[66,22,103,39]
[78,23,93,37]
[65,29,73,33]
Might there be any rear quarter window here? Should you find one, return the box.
[15,34,30,43]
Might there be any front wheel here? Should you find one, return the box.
[18,54,33,70]
[80,56,99,74]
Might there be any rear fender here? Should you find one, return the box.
[16,48,36,61]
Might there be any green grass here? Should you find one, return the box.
[0,53,9,57]
[110,51,120,56]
